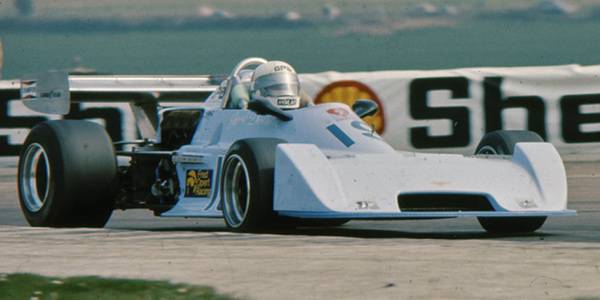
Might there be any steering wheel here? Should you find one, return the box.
[222,57,268,108]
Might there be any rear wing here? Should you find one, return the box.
[18,71,220,114]
[14,71,220,138]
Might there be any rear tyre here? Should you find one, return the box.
[18,120,117,227]
[475,130,547,234]
[221,138,285,232]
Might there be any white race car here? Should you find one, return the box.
[16,58,575,233]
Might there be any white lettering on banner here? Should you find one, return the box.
[300,64,600,155]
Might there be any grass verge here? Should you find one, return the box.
[0,273,238,300]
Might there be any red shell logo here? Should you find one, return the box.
[327,107,350,118]
[314,80,385,134]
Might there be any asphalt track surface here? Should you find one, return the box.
[1,156,600,299]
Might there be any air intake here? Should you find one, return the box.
[398,194,494,212]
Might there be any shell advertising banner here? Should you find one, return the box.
[2,64,600,156]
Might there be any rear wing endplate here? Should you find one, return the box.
[18,71,219,115]
[21,71,70,114]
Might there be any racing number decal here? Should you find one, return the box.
[314,80,385,134]
[327,124,355,147]
[185,169,213,198]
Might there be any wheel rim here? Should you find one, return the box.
[20,143,51,212]
[477,145,501,155]
[222,155,251,228]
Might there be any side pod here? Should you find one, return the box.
[274,144,348,213]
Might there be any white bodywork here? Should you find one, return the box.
[275,143,567,218]
[162,99,572,219]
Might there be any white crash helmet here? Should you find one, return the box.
[251,60,301,110]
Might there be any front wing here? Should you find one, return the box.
[273,143,576,219]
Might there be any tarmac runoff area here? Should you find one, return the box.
[1,155,600,299]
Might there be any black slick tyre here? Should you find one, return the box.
[475,130,547,234]
[18,120,117,228]
[221,138,285,232]
[475,130,543,155]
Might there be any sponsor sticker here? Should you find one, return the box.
[21,80,38,100]
[277,98,297,106]
[274,65,293,72]
[326,107,351,121]
[39,89,64,100]
[185,169,213,198]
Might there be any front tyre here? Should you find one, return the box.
[221,138,285,232]
[477,217,547,234]
[18,120,117,228]
[475,130,543,155]
[475,130,546,234]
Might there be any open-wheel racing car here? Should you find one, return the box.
[16,57,575,233]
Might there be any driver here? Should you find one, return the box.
[251,60,302,110]
[229,60,313,109]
